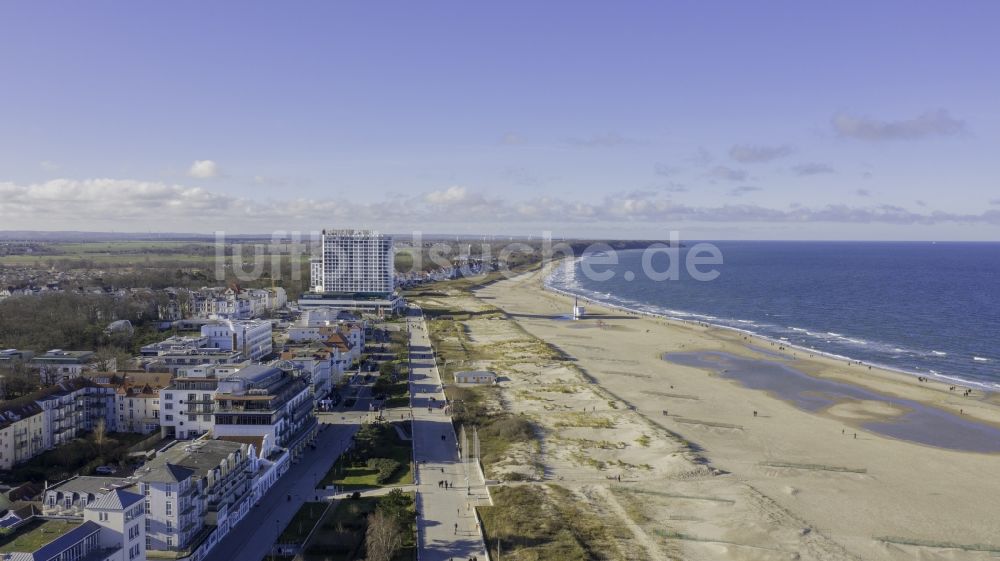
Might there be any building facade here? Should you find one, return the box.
[200,320,273,362]
[36,378,116,449]
[137,439,253,553]
[316,229,394,296]
[0,400,45,470]
[158,365,244,441]
[2,489,146,561]
[0,379,115,469]
[212,365,316,457]
[116,384,162,435]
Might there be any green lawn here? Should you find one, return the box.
[0,520,82,553]
[319,423,413,490]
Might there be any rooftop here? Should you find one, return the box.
[137,439,246,483]
[34,349,95,361]
[0,519,90,554]
[46,476,134,496]
[221,364,281,384]
[88,489,143,511]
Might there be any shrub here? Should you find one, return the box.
[366,458,402,484]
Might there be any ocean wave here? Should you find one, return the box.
[974,356,990,362]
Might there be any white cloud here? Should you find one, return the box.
[729,144,793,163]
[686,147,714,167]
[565,132,642,148]
[424,186,470,205]
[792,162,835,176]
[832,109,965,141]
[499,132,525,146]
[709,165,748,182]
[728,186,762,197]
[1,177,998,232]
[188,159,220,178]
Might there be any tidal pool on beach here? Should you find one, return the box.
[663,351,1000,453]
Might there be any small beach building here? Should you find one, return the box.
[454,370,497,385]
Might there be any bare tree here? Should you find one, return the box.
[365,509,402,561]
[93,418,107,451]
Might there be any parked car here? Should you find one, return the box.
[95,465,116,475]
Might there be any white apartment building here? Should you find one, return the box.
[275,346,344,399]
[6,487,145,561]
[137,439,253,553]
[0,378,115,469]
[212,365,316,457]
[0,401,46,470]
[158,364,243,440]
[316,229,394,295]
[140,336,210,357]
[85,488,146,561]
[36,378,116,449]
[191,287,288,320]
[201,319,273,362]
[145,348,245,376]
[116,384,162,434]
[31,349,98,382]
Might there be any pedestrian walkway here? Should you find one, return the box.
[408,307,490,561]
[202,418,361,561]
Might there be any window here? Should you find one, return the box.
[165,502,172,515]
[167,537,172,547]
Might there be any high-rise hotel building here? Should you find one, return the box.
[312,229,394,296]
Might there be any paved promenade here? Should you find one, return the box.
[203,411,365,561]
[407,307,490,561]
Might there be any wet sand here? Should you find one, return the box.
[665,350,1000,453]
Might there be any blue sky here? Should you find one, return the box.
[1,1,998,239]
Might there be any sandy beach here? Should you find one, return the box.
[467,266,1000,560]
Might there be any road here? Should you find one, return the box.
[203,410,367,561]
[407,306,490,561]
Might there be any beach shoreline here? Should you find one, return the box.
[543,261,1000,431]
[546,256,1000,393]
[468,266,1000,559]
